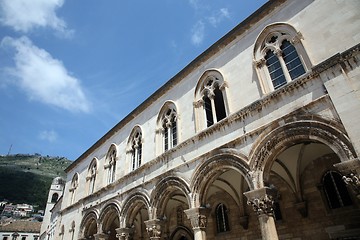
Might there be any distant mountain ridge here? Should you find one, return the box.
[0,154,72,209]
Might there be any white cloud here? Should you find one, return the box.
[191,20,205,46]
[39,130,58,142]
[0,0,73,36]
[1,36,91,113]
[208,8,230,27]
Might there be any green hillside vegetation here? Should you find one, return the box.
[0,154,72,209]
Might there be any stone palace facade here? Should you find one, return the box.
[41,0,360,239]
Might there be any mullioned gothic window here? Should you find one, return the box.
[156,102,178,154]
[86,158,97,195]
[104,145,117,184]
[254,23,311,93]
[322,171,352,209]
[194,70,228,131]
[127,127,143,171]
[215,203,230,233]
[69,173,79,205]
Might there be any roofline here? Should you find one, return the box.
[65,0,286,173]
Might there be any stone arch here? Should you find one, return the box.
[80,210,99,238]
[121,190,151,227]
[98,202,121,233]
[169,225,194,240]
[190,148,252,207]
[151,175,191,218]
[249,119,357,188]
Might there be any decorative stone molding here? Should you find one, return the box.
[253,58,266,68]
[115,227,133,240]
[184,207,210,230]
[145,219,163,239]
[244,187,277,215]
[193,99,204,108]
[94,233,109,240]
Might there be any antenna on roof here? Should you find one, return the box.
[7,144,12,156]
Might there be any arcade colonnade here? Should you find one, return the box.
[77,117,359,240]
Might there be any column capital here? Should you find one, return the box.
[115,227,133,240]
[145,219,163,239]
[334,159,360,198]
[184,207,210,230]
[244,187,278,216]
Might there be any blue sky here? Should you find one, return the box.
[0,0,267,160]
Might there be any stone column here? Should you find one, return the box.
[244,187,279,240]
[145,219,163,240]
[115,227,133,240]
[334,158,360,199]
[184,207,210,240]
[94,233,109,240]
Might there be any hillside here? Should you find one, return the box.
[0,154,72,209]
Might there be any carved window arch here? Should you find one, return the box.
[156,102,178,154]
[194,70,228,131]
[69,173,79,205]
[86,158,98,195]
[254,23,311,93]
[322,171,352,209]
[127,126,143,171]
[215,203,230,233]
[105,145,117,184]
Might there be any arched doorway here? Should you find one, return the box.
[100,205,120,240]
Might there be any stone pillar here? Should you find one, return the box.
[115,228,133,240]
[244,187,279,240]
[145,219,163,240]
[334,158,360,199]
[184,207,210,240]
[94,233,109,240]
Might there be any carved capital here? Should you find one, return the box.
[145,219,163,239]
[334,159,360,197]
[115,227,133,240]
[94,233,109,240]
[244,187,277,216]
[184,207,210,230]
[254,58,266,68]
[193,99,204,108]
[274,49,282,57]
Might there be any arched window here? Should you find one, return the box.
[157,102,178,154]
[69,173,79,205]
[194,70,228,130]
[215,203,230,233]
[128,127,143,171]
[105,145,117,184]
[51,193,59,203]
[323,171,352,209]
[86,159,97,195]
[254,23,311,93]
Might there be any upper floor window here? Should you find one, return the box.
[215,203,230,233]
[127,126,143,171]
[194,70,228,131]
[157,101,178,154]
[105,144,117,184]
[86,158,97,195]
[323,171,352,209]
[254,23,311,93]
[51,193,59,203]
[69,173,79,205]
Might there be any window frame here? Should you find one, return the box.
[104,144,117,185]
[127,126,143,171]
[194,69,229,131]
[253,23,311,94]
[86,158,98,195]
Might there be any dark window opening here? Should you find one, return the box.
[216,203,230,233]
[204,96,214,127]
[281,40,305,80]
[214,87,226,122]
[323,171,352,209]
[265,50,286,89]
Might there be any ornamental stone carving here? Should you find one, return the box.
[244,187,277,216]
[115,228,133,240]
[145,219,163,239]
[334,158,360,198]
[184,207,210,230]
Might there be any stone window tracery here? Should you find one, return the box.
[69,173,78,205]
[254,23,311,93]
[105,146,117,184]
[194,70,228,130]
[322,171,352,209]
[86,159,97,195]
[157,102,178,154]
[128,127,143,171]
